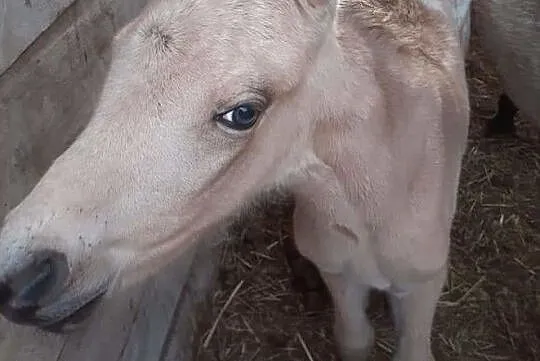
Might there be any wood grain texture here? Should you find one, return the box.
[162,243,222,361]
[0,0,75,74]
[118,247,197,361]
[0,323,66,361]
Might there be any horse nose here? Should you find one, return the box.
[0,250,69,324]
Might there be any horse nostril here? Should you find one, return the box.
[5,250,69,311]
[0,282,12,305]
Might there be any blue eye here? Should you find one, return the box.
[217,103,261,131]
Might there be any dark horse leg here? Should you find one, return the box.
[282,235,331,312]
[485,93,518,137]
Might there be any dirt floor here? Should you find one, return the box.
[193,23,540,361]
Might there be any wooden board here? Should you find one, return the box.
[0,0,76,74]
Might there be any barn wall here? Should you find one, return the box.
[1,0,73,74]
